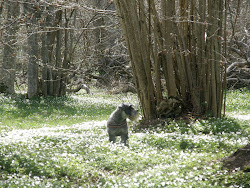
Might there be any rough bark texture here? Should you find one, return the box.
[114,0,225,119]
[0,1,20,94]
[40,7,70,97]
[114,0,157,119]
[27,29,39,98]
[25,1,39,98]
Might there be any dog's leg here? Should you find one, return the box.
[109,135,116,143]
[121,134,128,145]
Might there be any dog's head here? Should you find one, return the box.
[119,103,139,121]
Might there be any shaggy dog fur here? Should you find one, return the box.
[107,103,139,145]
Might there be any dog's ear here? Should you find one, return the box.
[118,103,125,110]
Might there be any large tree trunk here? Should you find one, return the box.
[0,0,20,94]
[26,23,39,98]
[161,0,178,97]
[40,5,69,97]
[41,28,49,97]
[27,33,39,98]
[114,0,157,119]
[61,9,71,96]
[24,0,40,98]
[206,0,224,117]
[54,10,63,96]
[114,0,225,119]
[45,6,57,96]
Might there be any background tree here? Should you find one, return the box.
[0,0,248,104]
[0,0,130,98]
[114,0,225,119]
[0,0,20,94]
[24,0,40,98]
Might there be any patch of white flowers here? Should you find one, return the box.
[0,119,249,187]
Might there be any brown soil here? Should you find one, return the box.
[223,143,250,172]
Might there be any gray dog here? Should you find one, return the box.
[107,103,139,145]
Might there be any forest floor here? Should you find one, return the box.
[0,89,249,187]
[231,114,250,121]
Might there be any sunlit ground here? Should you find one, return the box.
[0,89,249,187]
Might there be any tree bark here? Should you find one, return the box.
[40,6,66,97]
[54,10,63,96]
[27,28,39,98]
[114,0,225,120]
[0,0,20,94]
[114,0,157,119]
[41,29,48,97]
[24,0,39,98]
[161,0,178,97]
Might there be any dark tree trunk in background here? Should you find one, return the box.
[24,1,40,98]
[41,5,59,96]
[41,28,49,97]
[61,9,70,96]
[0,0,20,94]
[27,32,39,98]
[40,6,70,97]
[54,10,63,96]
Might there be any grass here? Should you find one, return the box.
[0,89,249,187]
[226,88,250,115]
[0,91,139,130]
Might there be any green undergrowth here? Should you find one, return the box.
[0,91,138,130]
[226,88,250,114]
[0,89,249,187]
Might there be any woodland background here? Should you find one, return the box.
[0,0,249,119]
